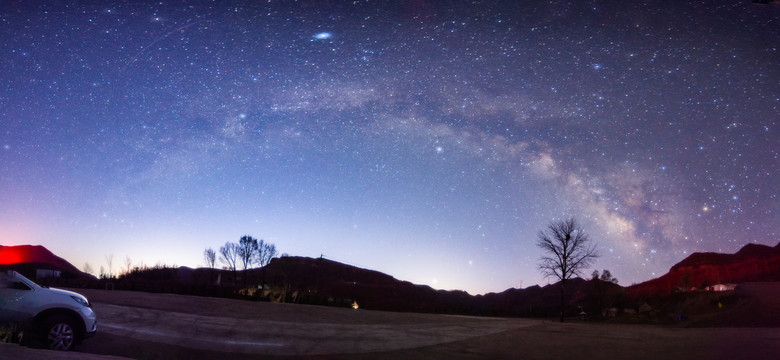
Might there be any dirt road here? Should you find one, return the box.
[5,289,779,359]
[75,289,534,358]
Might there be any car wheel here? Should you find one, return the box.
[42,316,76,351]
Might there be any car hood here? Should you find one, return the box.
[48,287,89,303]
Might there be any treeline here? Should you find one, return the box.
[203,235,278,288]
[56,235,281,299]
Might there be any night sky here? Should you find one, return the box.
[1,1,777,294]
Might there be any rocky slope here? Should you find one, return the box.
[627,243,780,299]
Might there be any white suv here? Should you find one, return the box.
[0,270,97,350]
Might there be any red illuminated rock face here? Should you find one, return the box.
[0,244,82,275]
[627,243,780,299]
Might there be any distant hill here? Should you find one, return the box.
[263,256,475,313]
[0,244,84,278]
[261,243,780,315]
[262,256,616,316]
[627,243,780,299]
[5,242,780,321]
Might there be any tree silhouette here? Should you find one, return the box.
[255,239,278,288]
[537,218,598,322]
[203,247,217,284]
[203,248,216,269]
[83,262,94,276]
[591,269,619,314]
[237,236,259,286]
[219,242,239,285]
[596,269,618,284]
[105,254,114,279]
[256,239,277,268]
[124,256,133,275]
[237,236,259,271]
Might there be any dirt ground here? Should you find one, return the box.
[3,288,779,359]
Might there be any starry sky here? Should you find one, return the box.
[1,1,777,295]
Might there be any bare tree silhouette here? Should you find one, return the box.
[203,248,216,269]
[219,242,239,285]
[256,239,278,288]
[237,236,259,271]
[83,262,94,276]
[256,240,277,268]
[237,236,259,286]
[537,218,598,322]
[105,254,114,279]
[124,256,133,275]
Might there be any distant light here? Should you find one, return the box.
[592,64,603,70]
[313,32,332,40]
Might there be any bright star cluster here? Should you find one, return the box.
[0,1,777,294]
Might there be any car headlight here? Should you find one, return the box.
[71,295,91,307]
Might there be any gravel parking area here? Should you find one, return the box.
[6,289,779,359]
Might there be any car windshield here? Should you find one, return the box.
[2,271,39,289]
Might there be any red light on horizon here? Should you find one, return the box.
[0,247,25,264]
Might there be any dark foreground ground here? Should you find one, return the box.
[3,287,779,360]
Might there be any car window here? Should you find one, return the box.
[0,273,32,290]
[10,281,32,291]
